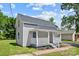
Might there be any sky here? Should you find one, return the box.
[0,3,75,28]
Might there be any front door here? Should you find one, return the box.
[49,32,53,43]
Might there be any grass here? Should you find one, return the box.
[62,39,72,42]
[0,40,37,56]
[62,39,79,44]
[1,39,79,56]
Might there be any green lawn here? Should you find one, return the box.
[1,39,79,56]
[62,39,79,44]
[0,40,37,56]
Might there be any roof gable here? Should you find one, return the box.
[17,14,58,30]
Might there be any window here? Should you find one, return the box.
[18,32,20,39]
[33,32,36,38]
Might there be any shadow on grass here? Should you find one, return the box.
[10,43,17,46]
[10,43,35,48]
[10,43,22,47]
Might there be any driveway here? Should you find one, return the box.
[63,42,79,47]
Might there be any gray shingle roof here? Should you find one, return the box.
[17,14,58,30]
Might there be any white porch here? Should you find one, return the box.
[23,28,61,48]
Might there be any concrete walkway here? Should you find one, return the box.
[32,45,73,56]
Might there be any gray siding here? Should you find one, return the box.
[16,15,23,46]
[61,34,73,40]
[38,31,49,46]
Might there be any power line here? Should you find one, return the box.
[9,3,14,17]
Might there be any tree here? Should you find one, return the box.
[61,15,75,30]
[0,10,16,39]
[61,3,79,32]
[4,17,16,39]
[49,17,55,24]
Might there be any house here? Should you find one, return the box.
[61,30,75,41]
[16,14,61,48]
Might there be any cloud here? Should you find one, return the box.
[42,11,57,16]
[52,3,56,7]
[0,4,3,9]
[26,3,56,10]
[3,11,9,14]
[26,4,34,8]
[32,3,56,7]
[69,9,74,12]
[34,11,57,21]
[26,3,55,7]
[60,10,68,17]
[54,9,58,11]
[11,4,15,9]
[60,8,75,18]
[32,7,43,10]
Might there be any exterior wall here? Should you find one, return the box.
[31,38,36,47]
[22,29,49,47]
[16,14,61,47]
[61,34,73,40]
[16,16,23,46]
[53,32,61,44]
[38,31,49,46]
[22,26,32,46]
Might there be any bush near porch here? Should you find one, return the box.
[0,39,37,56]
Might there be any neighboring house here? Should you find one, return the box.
[61,30,76,41]
[16,14,61,48]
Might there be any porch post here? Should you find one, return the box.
[60,32,62,43]
[72,32,75,42]
[36,31,38,47]
[52,32,54,42]
[48,32,50,44]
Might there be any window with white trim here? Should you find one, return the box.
[33,32,36,38]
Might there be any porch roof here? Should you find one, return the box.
[27,28,61,33]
